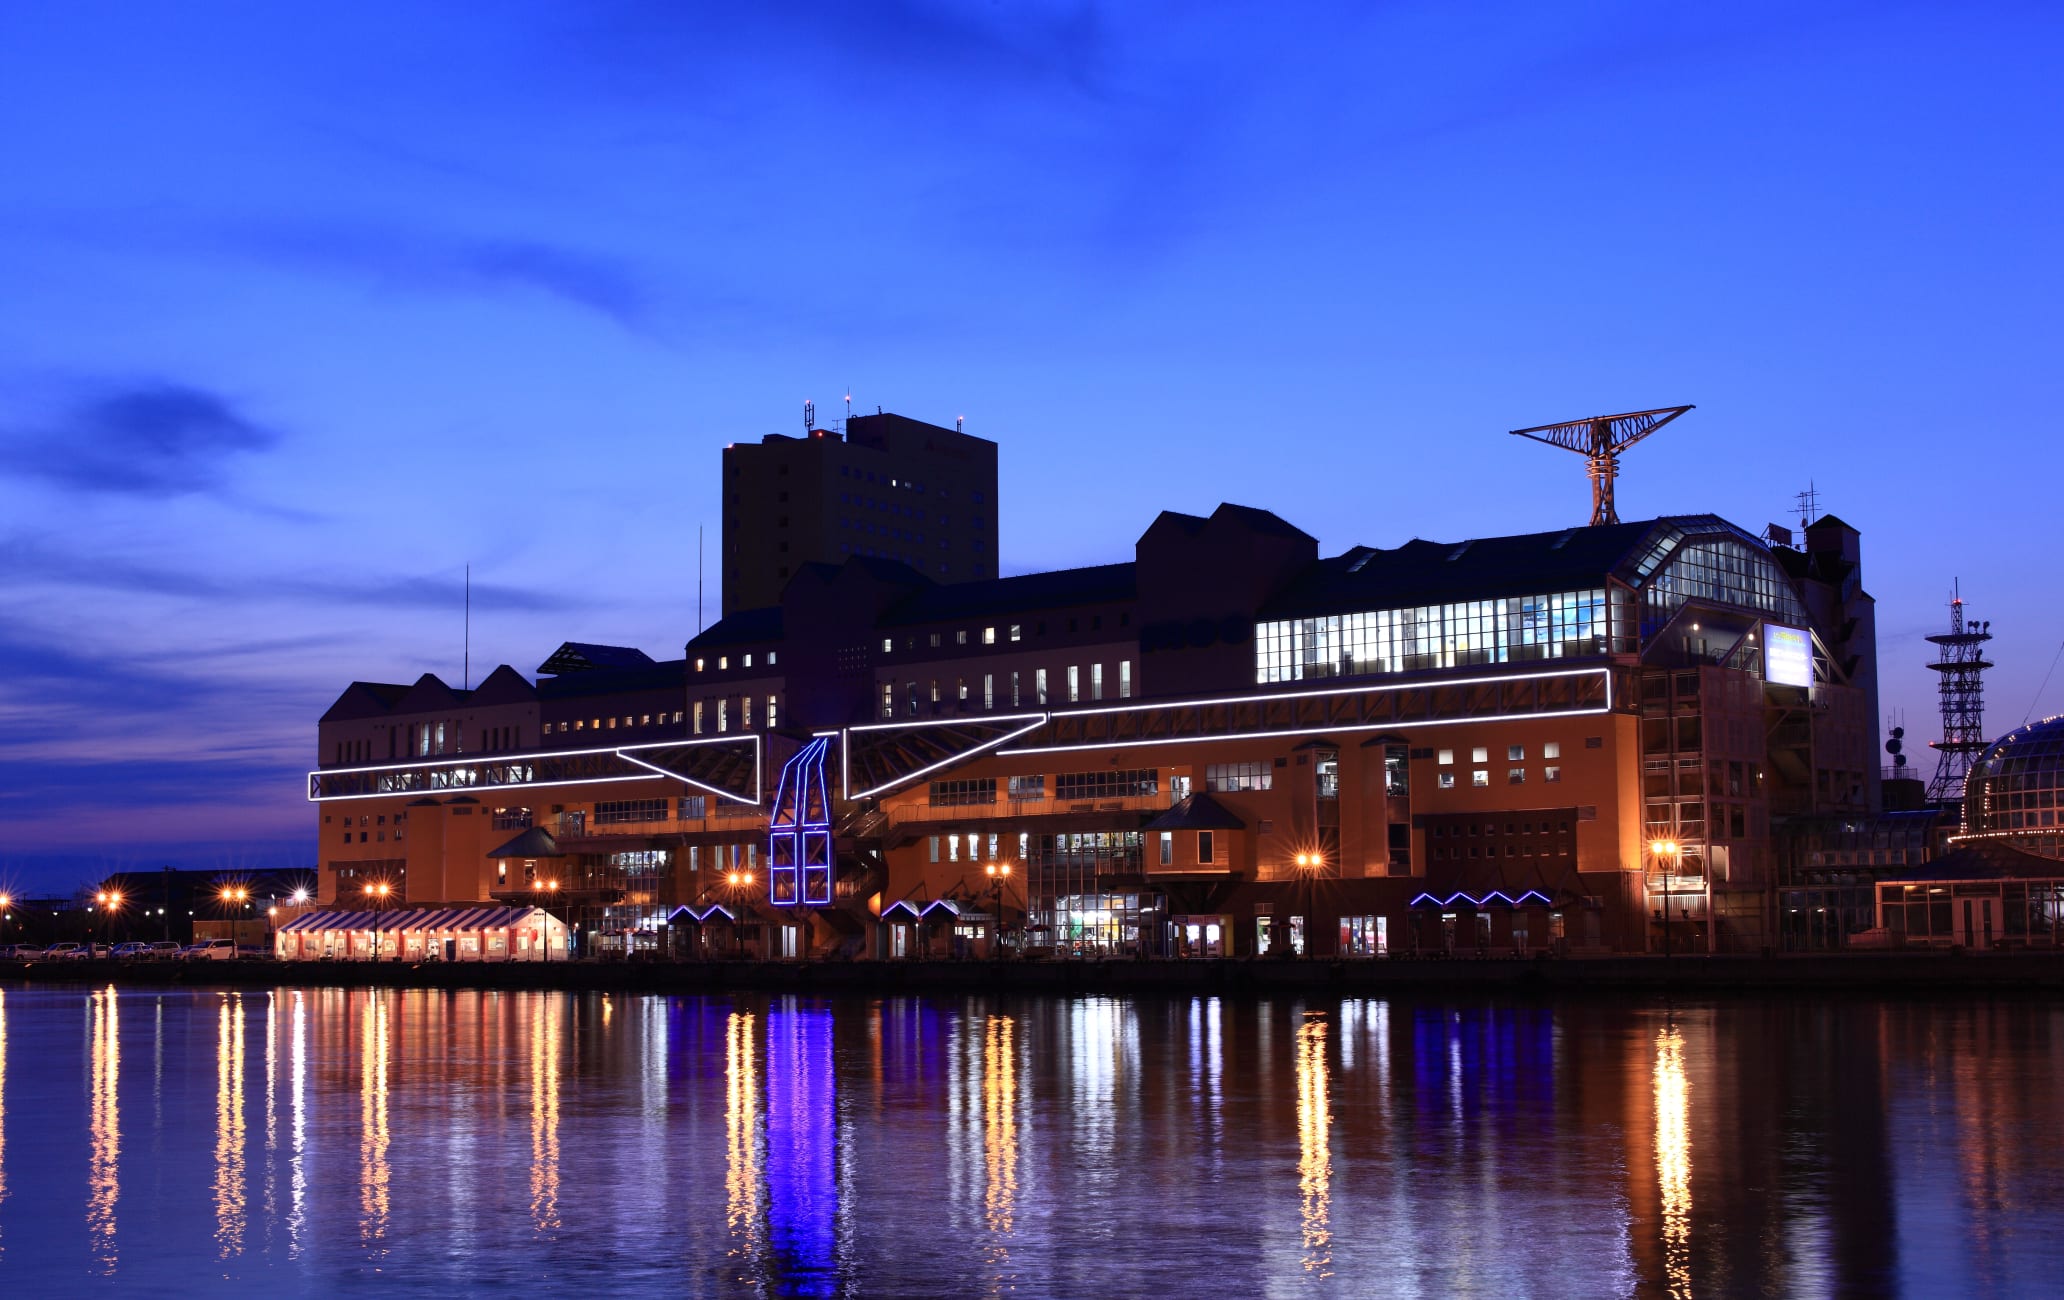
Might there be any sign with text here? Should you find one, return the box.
[1764,623,1812,688]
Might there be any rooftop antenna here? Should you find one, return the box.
[463,563,470,690]
[697,526,704,635]
[1509,405,1694,526]
[1925,580,1993,803]
[845,390,852,424]
[803,399,815,434]
[956,414,965,434]
[1796,482,1821,532]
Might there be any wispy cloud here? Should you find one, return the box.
[0,380,282,497]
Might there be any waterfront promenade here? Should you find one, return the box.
[5,951,2063,996]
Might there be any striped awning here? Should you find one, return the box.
[666,903,736,924]
[279,905,548,934]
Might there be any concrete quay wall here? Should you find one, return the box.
[6,952,2064,998]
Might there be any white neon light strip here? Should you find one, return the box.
[310,772,668,803]
[843,714,1052,801]
[307,733,762,803]
[998,667,1614,756]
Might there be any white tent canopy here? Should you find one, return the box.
[275,904,570,962]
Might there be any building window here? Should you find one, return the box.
[1471,747,1488,763]
[1010,624,1022,642]
[1438,749,1454,765]
[929,778,998,808]
[767,651,777,666]
[767,695,778,728]
[1012,670,1022,707]
[717,699,728,732]
[984,674,994,709]
[1160,832,1173,866]
[1545,765,1563,783]
[1543,741,1561,759]
[1092,663,1104,701]
[984,627,996,645]
[957,630,968,645]
[930,836,941,863]
[1206,761,1272,793]
[678,796,706,820]
[1009,775,1045,800]
[1198,831,1215,865]
[1472,770,1489,787]
[742,695,753,729]
[930,633,941,647]
[1119,660,1132,698]
[958,677,969,702]
[1055,769,1158,801]
[1508,768,1526,785]
[1439,772,1456,789]
[1508,745,1525,761]
[595,799,669,825]
[882,638,893,654]
[1036,668,1048,706]
[882,683,894,718]
[1068,665,1080,702]
[718,657,728,671]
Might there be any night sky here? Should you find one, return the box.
[3,2,2060,894]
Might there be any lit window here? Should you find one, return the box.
[984,674,994,709]
[693,702,704,734]
[1012,671,1021,707]
[882,683,894,718]
[883,638,893,654]
[1508,767,1526,784]
[1472,770,1489,787]
[1068,666,1080,702]
[718,656,728,670]
[1438,749,1454,765]
[930,633,941,647]
[743,654,753,668]
[695,658,705,671]
[1036,668,1048,706]
[1438,772,1456,789]
[957,630,968,645]
[983,627,996,645]
[741,695,753,728]
[767,695,778,728]
[1543,741,1561,759]
[767,651,777,666]
[717,700,728,732]
[575,720,585,731]
[1119,660,1132,699]
[958,677,968,702]
[930,836,940,863]
[1508,745,1524,761]
[1160,832,1173,865]
[1092,663,1104,700]
[1471,747,1488,763]
[641,714,651,726]
[1010,624,1022,642]
[1544,765,1562,783]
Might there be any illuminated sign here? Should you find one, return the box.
[1764,624,1811,688]
[768,737,834,907]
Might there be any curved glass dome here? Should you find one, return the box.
[1963,714,2064,858]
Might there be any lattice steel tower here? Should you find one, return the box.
[1925,583,1993,802]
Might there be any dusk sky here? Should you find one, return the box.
[2,2,2060,894]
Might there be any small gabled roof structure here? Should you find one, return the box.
[537,642,657,676]
[392,672,467,715]
[467,663,537,706]
[320,680,410,722]
[485,827,562,859]
[1145,793,1247,832]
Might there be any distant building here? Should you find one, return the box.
[721,411,999,616]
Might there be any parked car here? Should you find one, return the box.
[110,941,153,959]
[182,938,239,961]
[148,940,184,959]
[43,942,88,960]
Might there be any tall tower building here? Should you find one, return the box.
[720,411,998,616]
[1925,585,1993,804]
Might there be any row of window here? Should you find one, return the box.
[550,712,684,735]
[1256,589,1623,683]
[692,651,776,673]
[879,662,1134,717]
[882,612,1129,657]
[691,696,780,734]
[1437,767,1563,789]
[1206,761,1271,793]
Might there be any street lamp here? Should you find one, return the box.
[1651,839,1680,959]
[538,879,560,962]
[95,889,125,950]
[984,862,1014,955]
[1294,852,1325,957]
[0,893,11,948]
[363,882,392,960]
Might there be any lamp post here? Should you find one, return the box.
[1294,852,1324,957]
[363,882,391,960]
[539,879,560,962]
[1651,839,1679,959]
[220,886,250,950]
[984,862,1014,956]
[0,893,11,949]
[95,889,125,951]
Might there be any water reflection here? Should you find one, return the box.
[359,993,391,1248]
[215,993,247,1259]
[724,1010,762,1268]
[87,985,119,1273]
[1296,1011,1333,1278]
[765,1002,837,1292]
[0,989,8,1260]
[982,1014,1019,1289]
[1654,1023,1692,1298]
[529,994,561,1233]
[288,991,308,1255]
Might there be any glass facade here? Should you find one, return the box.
[1962,716,2064,859]
[1256,590,1611,683]
[1025,831,1155,954]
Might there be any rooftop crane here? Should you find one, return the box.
[1509,405,1694,526]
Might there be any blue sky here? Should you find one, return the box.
[2,1,2060,893]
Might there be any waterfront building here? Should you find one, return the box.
[1871,714,2064,946]
[273,904,570,961]
[311,486,1882,957]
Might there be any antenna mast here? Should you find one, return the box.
[1509,405,1694,525]
[463,563,470,690]
[1925,581,1994,803]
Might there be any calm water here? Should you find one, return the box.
[0,985,2058,1296]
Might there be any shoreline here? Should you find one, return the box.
[5,951,2064,997]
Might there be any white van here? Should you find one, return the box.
[182,938,239,961]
